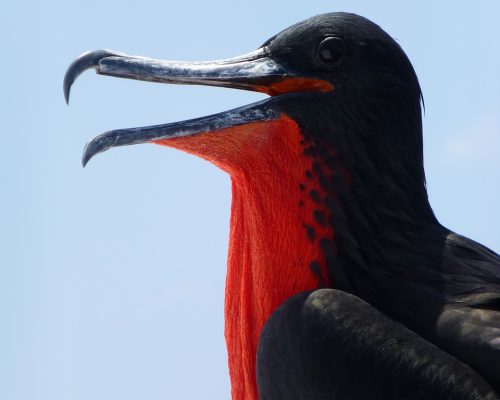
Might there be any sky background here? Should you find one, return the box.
[2,1,499,399]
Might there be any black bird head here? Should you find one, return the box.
[65,13,422,165]
[65,11,435,292]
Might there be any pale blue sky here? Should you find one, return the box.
[1,1,499,399]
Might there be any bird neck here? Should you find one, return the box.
[160,116,337,400]
[282,97,441,310]
[222,116,335,400]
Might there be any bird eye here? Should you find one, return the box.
[318,37,345,65]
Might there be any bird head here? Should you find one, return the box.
[65,13,424,184]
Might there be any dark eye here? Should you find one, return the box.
[318,37,345,65]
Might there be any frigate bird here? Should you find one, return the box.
[64,12,500,400]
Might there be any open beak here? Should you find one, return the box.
[64,47,332,166]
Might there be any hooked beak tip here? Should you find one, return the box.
[82,142,94,167]
[64,49,123,105]
[81,154,90,168]
[81,131,118,167]
[64,82,71,105]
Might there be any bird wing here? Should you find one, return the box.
[432,233,500,391]
[257,289,498,400]
[442,233,500,298]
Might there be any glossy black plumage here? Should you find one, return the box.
[257,290,497,400]
[253,13,500,398]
